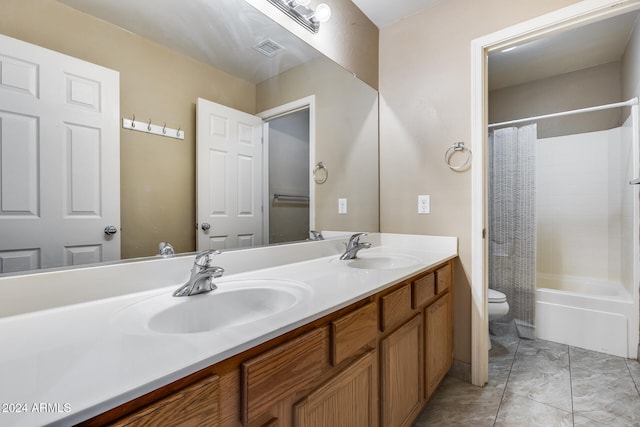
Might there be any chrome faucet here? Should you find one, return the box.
[309,230,324,240]
[173,250,224,297]
[340,232,371,260]
[158,242,175,257]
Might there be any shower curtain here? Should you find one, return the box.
[488,124,537,340]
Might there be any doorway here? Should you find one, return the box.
[470,0,640,386]
[258,95,316,244]
[265,109,310,243]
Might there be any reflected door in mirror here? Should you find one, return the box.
[196,98,263,250]
[0,35,120,274]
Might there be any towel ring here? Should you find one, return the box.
[313,161,328,184]
[445,142,472,171]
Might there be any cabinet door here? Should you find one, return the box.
[380,315,422,427]
[112,375,219,427]
[425,292,453,398]
[241,327,330,424]
[293,350,377,427]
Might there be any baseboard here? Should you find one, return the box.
[447,359,471,383]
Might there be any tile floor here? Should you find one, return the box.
[413,330,640,426]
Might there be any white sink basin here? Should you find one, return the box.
[341,254,421,270]
[113,279,312,335]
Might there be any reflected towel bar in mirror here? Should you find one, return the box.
[273,193,310,202]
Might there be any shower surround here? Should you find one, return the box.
[535,117,639,358]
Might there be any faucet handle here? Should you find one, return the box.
[350,232,368,243]
[194,249,221,267]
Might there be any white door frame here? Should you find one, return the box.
[470,0,640,386]
[257,95,316,243]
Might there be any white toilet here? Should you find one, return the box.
[488,288,509,349]
[488,288,509,319]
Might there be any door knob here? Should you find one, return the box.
[201,222,211,231]
[104,225,118,236]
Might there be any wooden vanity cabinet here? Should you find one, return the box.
[379,260,454,425]
[83,259,455,427]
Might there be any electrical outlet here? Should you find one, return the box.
[418,195,430,214]
[338,198,347,214]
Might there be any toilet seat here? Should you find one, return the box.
[488,288,506,303]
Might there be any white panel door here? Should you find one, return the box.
[0,34,120,273]
[196,98,263,250]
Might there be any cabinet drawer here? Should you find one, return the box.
[436,263,452,294]
[112,375,219,426]
[241,327,330,424]
[412,272,435,308]
[331,302,377,365]
[380,284,413,332]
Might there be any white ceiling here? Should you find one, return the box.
[351,0,442,28]
[57,0,320,84]
[489,10,640,90]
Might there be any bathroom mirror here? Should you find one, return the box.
[0,0,379,274]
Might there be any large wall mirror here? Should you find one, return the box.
[0,0,379,274]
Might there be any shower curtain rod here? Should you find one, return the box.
[488,97,639,128]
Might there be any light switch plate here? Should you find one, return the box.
[418,195,430,214]
[338,198,347,214]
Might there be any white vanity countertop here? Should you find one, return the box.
[0,233,457,427]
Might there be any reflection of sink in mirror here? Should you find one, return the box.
[341,254,422,270]
[114,279,312,335]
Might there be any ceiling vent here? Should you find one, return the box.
[254,39,285,57]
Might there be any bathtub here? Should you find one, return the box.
[536,274,638,358]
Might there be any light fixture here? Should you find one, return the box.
[267,0,332,33]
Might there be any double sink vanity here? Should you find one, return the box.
[0,233,457,426]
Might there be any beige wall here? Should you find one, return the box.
[0,0,255,259]
[379,0,581,365]
[490,61,622,138]
[257,56,379,232]
[245,0,379,89]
